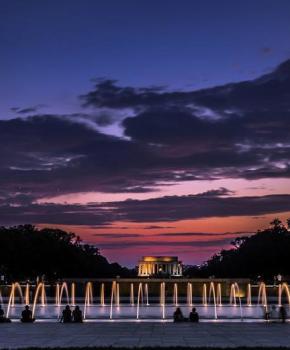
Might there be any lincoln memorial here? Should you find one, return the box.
[138,256,183,277]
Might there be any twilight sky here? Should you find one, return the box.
[1,0,290,266]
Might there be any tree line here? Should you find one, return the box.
[184,219,290,280]
[0,225,134,281]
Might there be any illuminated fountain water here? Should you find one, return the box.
[160,282,166,319]
[1,280,290,321]
[100,283,105,306]
[208,281,218,319]
[230,282,243,320]
[130,283,134,306]
[247,283,252,306]
[56,282,70,318]
[32,283,47,318]
[173,283,178,306]
[257,282,268,310]
[202,283,207,306]
[6,282,24,318]
[217,283,222,306]
[84,282,93,319]
[25,283,30,305]
[71,283,76,306]
[145,283,149,306]
[109,281,119,319]
[136,283,144,319]
[278,283,290,306]
[187,282,192,306]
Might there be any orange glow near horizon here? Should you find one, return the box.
[36,210,290,266]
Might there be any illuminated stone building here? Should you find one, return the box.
[138,256,182,277]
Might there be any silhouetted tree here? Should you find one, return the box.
[184,219,290,279]
[0,225,135,280]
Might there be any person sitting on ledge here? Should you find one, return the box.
[21,305,35,323]
[189,307,199,323]
[173,307,185,322]
[61,305,72,323]
[280,305,287,323]
[0,305,11,323]
[72,305,83,323]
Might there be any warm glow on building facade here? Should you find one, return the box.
[138,256,183,277]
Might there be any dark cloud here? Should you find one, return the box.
[1,192,290,227]
[10,105,45,114]
[0,203,114,226]
[79,59,290,183]
[195,188,234,197]
[1,59,290,207]
[82,59,290,113]
[143,225,176,230]
[93,233,142,238]
[157,231,252,237]
[106,193,290,222]
[95,238,232,250]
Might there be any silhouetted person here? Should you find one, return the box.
[189,307,199,323]
[0,305,11,323]
[72,306,83,323]
[264,306,270,321]
[173,307,185,322]
[21,305,35,323]
[280,305,287,323]
[61,305,72,323]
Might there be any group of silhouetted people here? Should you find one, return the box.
[60,305,83,323]
[173,307,199,323]
[0,304,83,323]
[0,304,289,323]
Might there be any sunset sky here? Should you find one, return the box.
[1,0,290,266]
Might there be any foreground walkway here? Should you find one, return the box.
[1,322,290,348]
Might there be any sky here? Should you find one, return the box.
[1,0,290,266]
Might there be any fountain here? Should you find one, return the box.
[208,282,217,319]
[109,281,119,319]
[130,283,134,306]
[247,283,252,306]
[136,283,143,319]
[25,283,30,305]
[202,283,207,306]
[230,283,243,320]
[6,283,24,318]
[32,283,47,318]
[173,283,178,306]
[278,282,290,306]
[217,283,222,306]
[1,279,288,322]
[187,282,192,306]
[100,283,105,306]
[257,282,268,308]
[145,283,149,306]
[84,282,93,319]
[160,282,166,319]
[71,283,76,306]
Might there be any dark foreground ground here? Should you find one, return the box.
[0,322,290,348]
